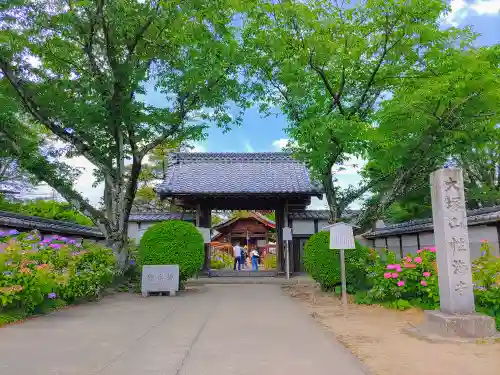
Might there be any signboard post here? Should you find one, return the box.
[283,227,292,280]
[323,222,357,316]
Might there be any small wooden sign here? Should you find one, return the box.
[282,227,292,241]
[324,222,356,250]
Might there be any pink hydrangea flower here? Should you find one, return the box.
[397,281,405,287]
[405,256,412,262]
[480,239,489,244]
[429,247,436,253]
[416,249,422,254]
[423,272,431,277]
[391,273,399,279]
[395,266,402,272]
[414,257,422,264]
[386,264,395,270]
[383,272,392,279]
[420,280,428,286]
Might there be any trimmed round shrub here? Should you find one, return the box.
[138,220,204,283]
[303,231,370,292]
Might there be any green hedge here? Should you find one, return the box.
[138,220,204,283]
[303,231,370,292]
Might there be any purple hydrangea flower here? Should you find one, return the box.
[52,235,60,240]
[60,237,67,242]
[8,229,19,235]
[75,243,82,248]
[0,231,5,237]
[129,259,135,265]
[48,292,57,299]
[42,238,51,244]
[68,239,76,245]
[49,243,62,249]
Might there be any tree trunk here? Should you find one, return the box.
[106,230,128,271]
[322,168,340,223]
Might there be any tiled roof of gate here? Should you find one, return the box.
[363,205,500,238]
[129,212,195,222]
[288,209,360,220]
[156,152,322,196]
[0,211,104,238]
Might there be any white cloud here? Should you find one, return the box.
[472,0,500,14]
[442,0,500,26]
[307,196,328,210]
[185,142,206,152]
[271,138,289,150]
[24,155,103,207]
[244,141,254,152]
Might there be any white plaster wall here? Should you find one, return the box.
[292,220,315,235]
[363,226,500,261]
[128,222,140,243]
[387,237,400,254]
[468,225,499,258]
[318,220,329,231]
[374,238,386,252]
[401,234,418,256]
[419,232,435,248]
[356,235,372,248]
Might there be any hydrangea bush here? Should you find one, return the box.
[472,241,500,328]
[0,230,116,323]
[364,247,439,309]
[210,251,234,269]
[361,241,500,327]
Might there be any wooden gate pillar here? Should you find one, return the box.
[275,201,285,274]
[197,203,212,271]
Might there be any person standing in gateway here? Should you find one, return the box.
[233,242,242,271]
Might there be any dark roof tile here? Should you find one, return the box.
[0,211,104,238]
[129,212,195,222]
[363,205,500,238]
[288,210,359,220]
[156,152,322,196]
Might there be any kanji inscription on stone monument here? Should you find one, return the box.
[141,265,179,297]
[430,168,475,314]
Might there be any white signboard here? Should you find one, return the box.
[325,222,356,250]
[282,227,292,241]
[197,227,211,243]
[141,265,179,297]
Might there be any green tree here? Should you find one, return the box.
[242,0,471,222]
[0,0,246,265]
[0,195,93,225]
[211,215,224,227]
[359,46,500,226]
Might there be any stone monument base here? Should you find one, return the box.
[405,310,499,342]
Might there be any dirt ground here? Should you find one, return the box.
[285,284,500,375]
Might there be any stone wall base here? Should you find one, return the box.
[408,310,498,340]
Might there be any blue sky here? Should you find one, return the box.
[29,0,500,209]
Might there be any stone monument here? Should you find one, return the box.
[141,265,179,297]
[410,168,497,339]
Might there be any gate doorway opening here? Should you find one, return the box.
[156,152,323,278]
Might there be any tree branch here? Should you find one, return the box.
[0,57,115,183]
[351,15,403,117]
[126,1,161,60]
